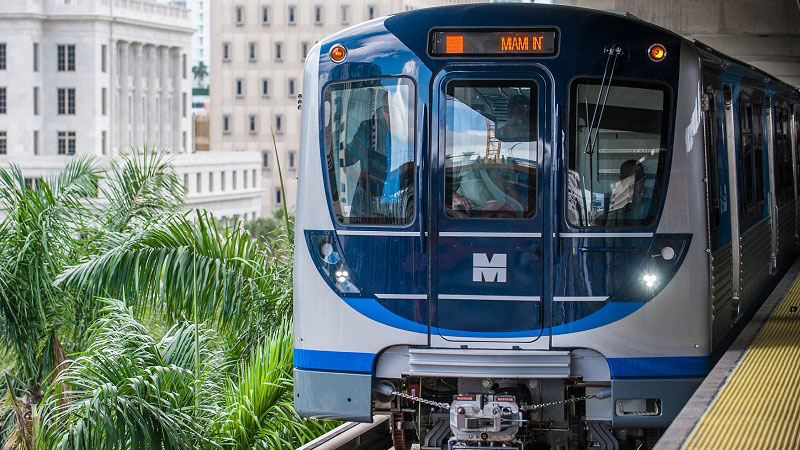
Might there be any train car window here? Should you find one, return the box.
[775,106,793,206]
[323,77,415,225]
[567,79,670,228]
[703,90,721,231]
[738,98,765,231]
[444,80,537,219]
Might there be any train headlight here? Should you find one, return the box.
[642,273,658,288]
[335,270,349,283]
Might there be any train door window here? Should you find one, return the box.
[323,77,415,225]
[444,80,537,219]
[775,106,793,206]
[567,79,671,227]
[703,89,721,231]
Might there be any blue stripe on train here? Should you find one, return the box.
[294,349,710,378]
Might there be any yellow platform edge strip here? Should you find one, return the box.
[683,275,800,449]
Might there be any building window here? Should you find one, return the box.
[101,87,106,116]
[182,92,187,117]
[368,5,376,20]
[182,54,187,79]
[261,6,270,24]
[183,173,189,191]
[301,42,309,61]
[57,44,76,71]
[222,42,231,61]
[0,131,6,154]
[33,43,39,72]
[288,5,296,24]
[243,170,248,189]
[289,150,296,169]
[233,170,238,190]
[340,5,349,24]
[249,114,257,134]
[0,87,6,114]
[183,131,187,151]
[275,187,282,204]
[235,5,244,25]
[101,130,106,155]
[314,5,323,24]
[252,169,257,187]
[275,42,282,61]
[223,115,231,134]
[33,130,39,155]
[261,78,269,97]
[33,87,39,115]
[196,173,202,192]
[57,88,76,115]
[101,44,106,72]
[209,172,214,192]
[235,79,244,97]
[288,78,296,97]
[275,114,283,133]
[0,43,5,70]
[221,171,226,191]
[57,131,76,155]
[248,42,257,61]
[262,151,269,168]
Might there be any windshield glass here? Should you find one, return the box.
[445,80,538,219]
[323,78,415,225]
[567,80,670,227]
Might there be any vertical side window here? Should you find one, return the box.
[324,77,415,225]
[703,90,721,231]
[738,99,755,222]
[0,43,6,70]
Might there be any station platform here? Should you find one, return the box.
[655,259,800,449]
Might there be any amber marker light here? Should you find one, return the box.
[330,44,347,63]
[648,43,667,62]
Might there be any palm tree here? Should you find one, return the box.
[0,149,184,448]
[192,62,208,85]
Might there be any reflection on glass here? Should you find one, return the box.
[445,80,538,219]
[324,78,415,225]
[567,81,669,227]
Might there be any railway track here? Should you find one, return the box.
[298,415,395,450]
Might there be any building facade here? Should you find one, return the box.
[0,0,262,221]
[210,0,486,215]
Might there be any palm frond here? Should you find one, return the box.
[103,148,184,232]
[57,210,290,332]
[37,298,224,450]
[217,323,337,450]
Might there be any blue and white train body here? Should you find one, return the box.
[293,4,800,449]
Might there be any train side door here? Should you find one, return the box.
[431,69,548,343]
[766,96,778,273]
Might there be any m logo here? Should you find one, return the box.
[473,253,507,283]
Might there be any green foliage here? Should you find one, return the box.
[38,299,226,450]
[217,323,338,450]
[57,210,291,333]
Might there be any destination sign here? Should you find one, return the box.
[429,29,558,57]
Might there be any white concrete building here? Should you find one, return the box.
[210,0,486,216]
[0,0,262,221]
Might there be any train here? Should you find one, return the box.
[292,4,800,450]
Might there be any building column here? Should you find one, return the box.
[119,41,130,152]
[133,44,143,149]
[171,47,182,153]
[159,46,170,149]
[147,46,158,147]
[110,40,119,155]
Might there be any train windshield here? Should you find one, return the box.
[445,80,538,219]
[323,78,415,225]
[567,80,670,227]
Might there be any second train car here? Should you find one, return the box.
[293,4,800,450]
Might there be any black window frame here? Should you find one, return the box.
[566,77,673,229]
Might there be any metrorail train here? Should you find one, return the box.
[292,4,800,449]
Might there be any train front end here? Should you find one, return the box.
[294,4,709,449]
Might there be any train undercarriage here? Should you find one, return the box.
[375,377,662,450]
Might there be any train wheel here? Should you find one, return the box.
[391,411,415,450]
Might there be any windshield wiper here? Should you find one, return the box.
[582,45,624,155]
